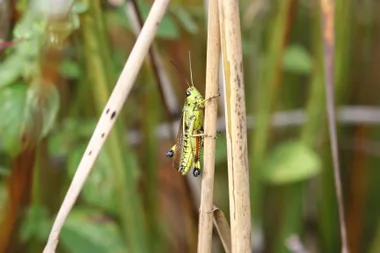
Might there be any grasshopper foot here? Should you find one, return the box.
[204,134,217,140]
[166,149,174,157]
[207,93,221,100]
[193,168,201,177]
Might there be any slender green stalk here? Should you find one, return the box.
[317,0,352,251]
[140,68,163,252]
[250,0,295,223]
[245,5,297,251]
[251,0,294,163]
[320,0,348,252]
[301,5,326,147]
[335,0,352,99]
[273,184,303,253]
[307,8,339,253]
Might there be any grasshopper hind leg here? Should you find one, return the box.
[193,160,201,177]
[166,145,176,157]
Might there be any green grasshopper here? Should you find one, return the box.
[166,52,219,177]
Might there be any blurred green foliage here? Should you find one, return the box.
[0,0,379,253]
[261,140,321,185]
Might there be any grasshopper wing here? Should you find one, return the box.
[172,114,184,171]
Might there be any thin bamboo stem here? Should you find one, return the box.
[320,0,349,252]
[219,0,252,251]
[42,0,171,251]
[197,0,220,250]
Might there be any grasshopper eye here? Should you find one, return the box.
[186,90,191,96]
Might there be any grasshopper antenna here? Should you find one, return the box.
[188,51,194,87]
[170,60,191,87]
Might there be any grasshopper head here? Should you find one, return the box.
[185,86,203,103]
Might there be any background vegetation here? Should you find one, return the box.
[0,0,378,252]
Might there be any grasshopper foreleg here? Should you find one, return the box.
[200,93,220,105]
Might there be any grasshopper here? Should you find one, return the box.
[166,52,219,177]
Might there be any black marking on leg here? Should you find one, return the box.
[166,150,174,157]
[179,165,185,172]
[193,168,201,177]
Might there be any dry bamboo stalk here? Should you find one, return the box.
[42,0,171,252]
[197,0,220,250]
[219,0,252,251]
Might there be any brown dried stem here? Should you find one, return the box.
[197,0,220,251]
[219,0,252,251]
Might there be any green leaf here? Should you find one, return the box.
[60,59,81,79]
[283,45,312,75]
[20,205,51,241]
[26,83,60,138]
[72,1,89,14]
[0,83,59,156]
[261,141,321,185]
[0,11,45,88]
[0,57,24,88]
[67,145,119,214]
[61,208,126,253]
[157,15,179,39]
[0,84,28,155]
[172,7,199,34]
